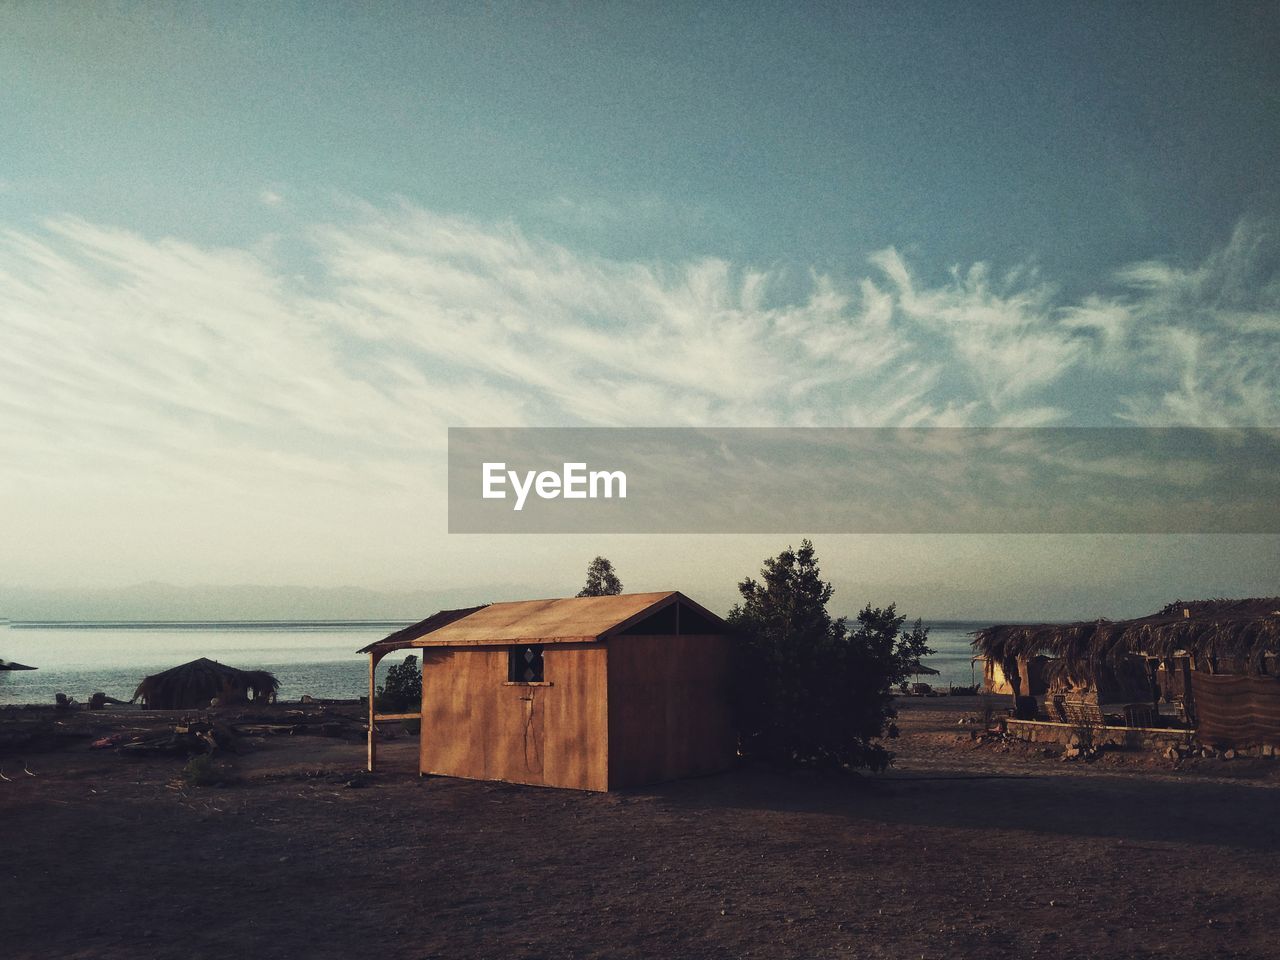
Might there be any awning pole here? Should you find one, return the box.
[367,651,377,772]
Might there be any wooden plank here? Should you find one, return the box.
[366,653,376,772]
[420,643,609,791]
[372,712,421,722]
[411,635,598,648]
[607,634,734,789]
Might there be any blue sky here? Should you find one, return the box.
[1,2,1277,618]
[7,3,1279,280]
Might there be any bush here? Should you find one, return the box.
[376,655,422,713]
[181,755,220,787]
[728,540,932,772]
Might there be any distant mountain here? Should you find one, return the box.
[0,582,532,622]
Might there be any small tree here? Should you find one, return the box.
[727,539,931,772]
[577,556,623,597]
[376,655,422,713]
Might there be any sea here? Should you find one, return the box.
[0,618,989,707]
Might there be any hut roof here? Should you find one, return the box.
[408,591,725,647]
[132,657,279,709]
[973,597,1280,676]
[356,605,488,654]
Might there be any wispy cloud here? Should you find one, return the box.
[1,204,1277,524]
[1066,218,1280,425]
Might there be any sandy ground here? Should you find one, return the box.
[3,697,1280,960]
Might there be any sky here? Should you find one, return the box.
[1,2,1278,620]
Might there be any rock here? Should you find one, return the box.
[1263,744,1275,757]
[1223,749,1236,760]
[1164,746,1180,761]
[1067,733,1082,749]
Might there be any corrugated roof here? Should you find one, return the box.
[356,605,488,654]
[409,591,722,647]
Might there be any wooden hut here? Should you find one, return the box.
[973,598,1280,745]
[132,658,279,710]
[362,591,734,791]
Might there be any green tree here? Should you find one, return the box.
[376,655,422,713]
[727,539,932,772]
[577,556,623,597]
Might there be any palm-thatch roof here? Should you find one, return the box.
[973,598,1280,679]
[132,658,279,710]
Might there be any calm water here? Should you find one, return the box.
[0,619,987,706]
[0,621,413,706]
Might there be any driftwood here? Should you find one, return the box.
[118,721,237,758]
[231,719,364,740]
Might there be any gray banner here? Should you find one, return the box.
[447,427,1280,533]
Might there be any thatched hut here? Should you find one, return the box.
[132,658,279,710]
[973,598,1280,745]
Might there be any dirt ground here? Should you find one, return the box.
[4,696,1279,960]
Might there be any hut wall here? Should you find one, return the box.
[605,634,735,789]
[1191,674,1280,748]
[979,656,1048,697]
[1019,656,1050,697]
[419,643,609,791]
[981,658,1014,696]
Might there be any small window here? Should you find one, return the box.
[508,644,545,683]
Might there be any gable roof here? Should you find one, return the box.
[356,605,488,654]
[409,591,725,647]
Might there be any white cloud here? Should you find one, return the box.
[0,203,1277,584]
[1072,218,1280,426]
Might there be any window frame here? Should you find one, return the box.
[507,643,546,684]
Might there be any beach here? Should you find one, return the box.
[3,696,1277,959]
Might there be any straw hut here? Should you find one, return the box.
[360,591,734,791]
[973,598,1280,744]
[974,654,1049,697]
[132,658,279,710]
